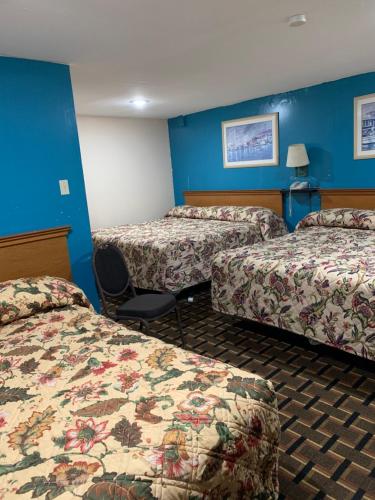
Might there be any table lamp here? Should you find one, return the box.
[286,144,309,177]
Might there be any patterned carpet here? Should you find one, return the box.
[110,286,375,500]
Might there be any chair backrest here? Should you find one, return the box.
[93,244,131,297]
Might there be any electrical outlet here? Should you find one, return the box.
[59,179,70,196]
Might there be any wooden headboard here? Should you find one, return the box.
[0,226,72,282]
[320,189,375,210]
[184,190,283,216]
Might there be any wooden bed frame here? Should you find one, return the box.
[184,189,283,216]
[0,226,72,282]
[320,189,375,210]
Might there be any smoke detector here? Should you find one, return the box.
[288,14,307,27]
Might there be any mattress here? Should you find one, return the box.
[212,208,375,360]
[92,205,287,293]
[0,276,280,499]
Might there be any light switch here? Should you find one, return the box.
[59,179,70,196]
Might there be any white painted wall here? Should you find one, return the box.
[77,116,175,229]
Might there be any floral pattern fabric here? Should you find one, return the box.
[212,211,375,360]
[296,208,375,231]
[165,206,287,241]
[0,277,280,499]
[92,206,287,293]
[0,276,91,326]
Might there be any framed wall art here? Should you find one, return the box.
[354,93,375,159]
[222,112,279,168]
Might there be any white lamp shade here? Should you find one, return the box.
[286,144,310,167]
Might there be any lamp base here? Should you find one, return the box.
[295,165,308,177]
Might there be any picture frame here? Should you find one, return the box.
[354,93,375,160]
[222,112,279,168]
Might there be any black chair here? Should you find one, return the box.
[93,244,185,347]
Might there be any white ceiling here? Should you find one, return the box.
[0,0,374,119]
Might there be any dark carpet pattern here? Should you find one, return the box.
[109,287,375,500]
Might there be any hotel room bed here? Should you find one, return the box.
[92,204,287,293]
[0,276,280,499]
[212,208,375,360]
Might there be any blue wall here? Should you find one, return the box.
[169,72,375,229]
[0,57,99,308]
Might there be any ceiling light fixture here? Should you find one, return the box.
[288,14,307,27]
[129,98,150,109]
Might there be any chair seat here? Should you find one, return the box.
[116,293,177,319]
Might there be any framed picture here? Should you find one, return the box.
[222,112,279,168]
[354,93,375,159]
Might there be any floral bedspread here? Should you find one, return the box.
[92,205,287,293]
[212,209,375,360]
[0,277,280,499]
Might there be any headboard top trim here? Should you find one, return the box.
[184,189,282,195]
[0,226,71,248]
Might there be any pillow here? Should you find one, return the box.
[0,276,91,326]
[165,205,288,240]
[296,208,375,231]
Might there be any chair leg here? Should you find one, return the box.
[175,307,185,348]
[140,319,150,334]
